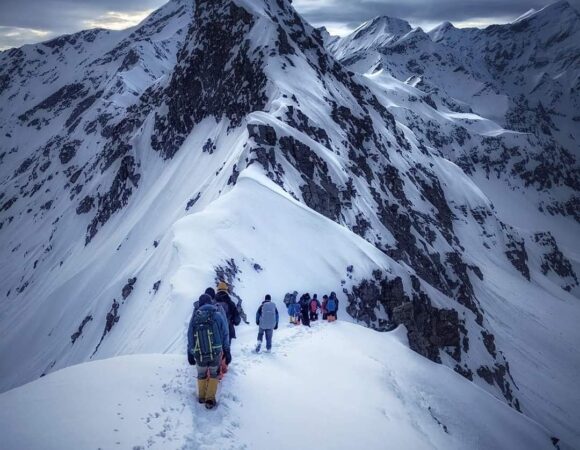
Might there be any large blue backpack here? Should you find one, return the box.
[192,308,223,363]
[259,301,277,329]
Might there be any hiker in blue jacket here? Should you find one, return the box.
[187,294,231,409]
[288,301,301,325]
[326,291,339,322]
[255,294,279,353]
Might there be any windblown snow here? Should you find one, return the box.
[0,323,556,450]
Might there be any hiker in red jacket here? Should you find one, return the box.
[309,294,321,321]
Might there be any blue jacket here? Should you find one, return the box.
[287,303,301,316]
[188,304,230,355]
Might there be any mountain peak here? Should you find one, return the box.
[511,0,578,25]
[352,15,412,41]
[428,20,457,41]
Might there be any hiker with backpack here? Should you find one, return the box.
[309,294,321,321]
[255,295,279,353]
[299,293,311,327]
[215,281,241,345]
[326,291,339,322]
[321,294,328,320]
[288,300,301,325]
[187,294,231,409]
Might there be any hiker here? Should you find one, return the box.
[299,293,311,327]
[215,281,241,345]
[309,294,321,321]
[283,291,298,308]
[321,294,329,320]
[287,300,301,325]
[187,294,232,409]
[255,294,279,353]
[326,291,339,322]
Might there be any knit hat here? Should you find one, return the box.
[198,294,212,307]
[265,294,271,301]
[217,281,228,292]
[204,287,216,298]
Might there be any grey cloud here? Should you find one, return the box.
[0,0,578,49]
[0,0,163,33]
[296,0,580,29]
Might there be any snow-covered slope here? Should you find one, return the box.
[0,0,579,447]
[0,322,557,450]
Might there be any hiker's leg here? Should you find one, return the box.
[257,328,265,342]
[205,357,221,406]
[196,363,209,402]
[265,329,273,350]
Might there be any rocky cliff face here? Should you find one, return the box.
[1,0,579,444]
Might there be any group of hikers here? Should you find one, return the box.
[187,282,340,409]
[285,291,340,326]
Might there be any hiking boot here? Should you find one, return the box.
[205,378,219,409]
[255,341,262,353]
[197,379,208,404]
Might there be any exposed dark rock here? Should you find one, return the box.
[122,277,137,300]
[202,138,216,154]
[186,193,201,211]
[93,300,120,356]
[76,195,94,214]
[59,140,80,165]
[534,232,578,290]
[481,330,497,358]
[19,83,88,124]
[279,135,341,220]
[153,280,161,294]
[119,48,140,71]
[152,1,268,159]
[1,197,17,212]
[477,364,520,410]
[86,155,140,244]
[248,124,277,146]
[505,237,530,281]
[284,106,331,148]
[71,315,93,344]
[65,91,103,132]
[347,275,461,363]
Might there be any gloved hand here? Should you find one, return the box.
[274,325,278,330]
[188,352,196,366]
[224,349,232,365]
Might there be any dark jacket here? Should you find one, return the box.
[187,303,230,356]
[299,294,311,326]
[256,300,279,329]
[215,290,241,339]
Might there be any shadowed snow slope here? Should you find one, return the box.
[0,321,555,450]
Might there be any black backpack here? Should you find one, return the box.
[192,308,223,363]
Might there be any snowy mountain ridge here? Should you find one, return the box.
[0,0,579,447]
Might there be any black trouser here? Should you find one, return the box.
[301,310,310,326]
[257,328,273,350]
[309,311,318,321]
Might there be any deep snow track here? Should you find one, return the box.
[0,320,556,450]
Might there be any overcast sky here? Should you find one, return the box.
[0,0,578,50]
